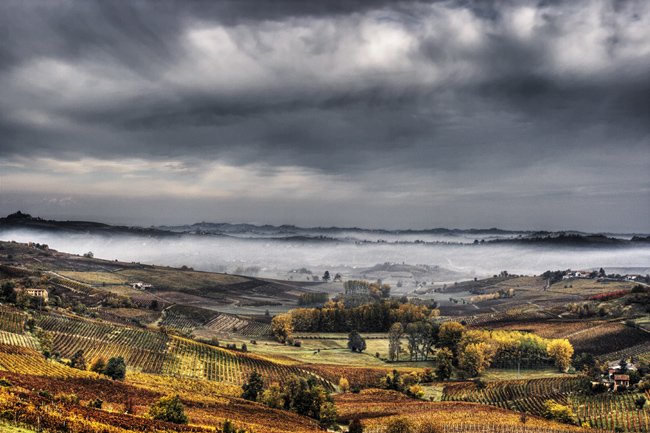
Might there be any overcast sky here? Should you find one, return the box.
[0,0,648,232]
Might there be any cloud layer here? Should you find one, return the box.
[0,0,648,230]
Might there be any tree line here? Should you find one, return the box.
[273,299,439,336]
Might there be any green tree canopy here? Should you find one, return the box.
[148,394,188,424]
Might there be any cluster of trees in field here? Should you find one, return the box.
[241,371,337,429]
[273,299,438,336]
[447,325,573,376]
[343,280,391,298]
[387,321,574,378]
[297,291,329,306]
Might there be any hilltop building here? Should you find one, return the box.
[23,288,48,301]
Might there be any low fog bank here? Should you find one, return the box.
[2,229,648,284]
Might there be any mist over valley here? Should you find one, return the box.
[2,217,648,291]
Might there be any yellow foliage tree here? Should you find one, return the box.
[459,342,494,377]
[271,313,293,343]
[547,339,574,372]
[338,377,350,393]
[438,321,465,354]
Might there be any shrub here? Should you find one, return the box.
[386,417,414,433]
[259,382,284,409]
[349,418,363,433]
[0,378,12,387]
[592,382,608,394]
[88,398,103,409]
[125,396,135,414]
[348,330,366,353]
[148,394,188,424]
[406,384,425,399]
[37,389,53,400]
[339,377,350,393]
[56,393,80,405]
[89,356,106,374]
[421,368,435,383]
[218,419,249,433]
[70,349,86,370]
[543,400,577,425]
[380,370,405,392]
[319,401,338,429]
[435,348,453,381]
[241,370,264,401]
[103,356,126,380]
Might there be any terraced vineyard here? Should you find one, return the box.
[37,313,168,373]
[205,313,250,333]
[47,273,99,295]
[0,308,26,333]
[239,320,272,336]
[336,389,590,433]
[443,377,650,432]
[0,330,38,349]
[569,392,650,432]
[461,308,553,327]
[160,309,210,334]
[0,344,98,378]
[569,323,649,355]
[597,341,650,362]
[163,336,333,389]
[0,311,331,389]
[439,425,608,433]
[442,377,590,414]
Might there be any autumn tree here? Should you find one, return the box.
[148,394,188,424]
[70,349,86,370]
[438,321,465,359]
[338,377,350,393]
[543,400,577,424]
[405,321,438,361]
[89,356,106,374]
[388,322,404,361]
[282,375,332,421]
[348,330,366,353]
[271,313,293,343]
[459,342,493,377]
[435,347,454,380]
[319,401,338,429]
[259,382,284,409]
[241,370,264,401]
[379,370,405,392]
[547,339,574,371]
[36,330,53,358]
[104,356,126,380]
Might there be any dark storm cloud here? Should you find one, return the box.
[0,0,648,230]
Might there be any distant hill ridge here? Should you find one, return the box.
[1,212,649,246]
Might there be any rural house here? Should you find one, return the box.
[23,288,48,301]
